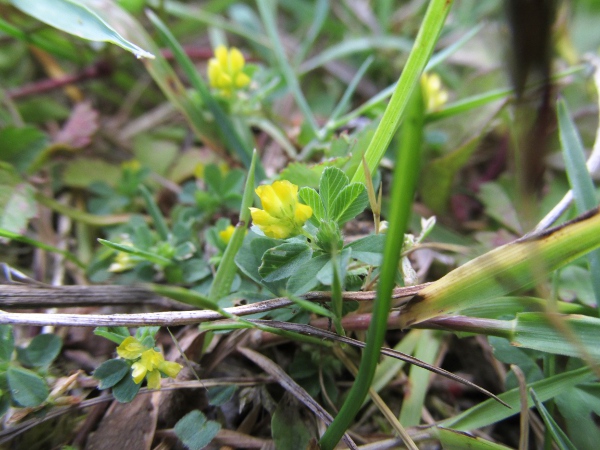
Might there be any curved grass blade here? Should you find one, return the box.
[0,229,85,269]
[530,388,578,450]
[299,36,413,74]
[441,366,593,431]
[209,151,256,302]
[350,0,452,184]
[10,0,154,58]
[432,427,514,450]
[558,99,600,307]
[399,208,600,328]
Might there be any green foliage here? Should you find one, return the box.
[174,410,221,450]
[0,327,61,412]
[271,394,313,450]
[94,359,130,390]
[3,0,600,447]
[7,366,49,407]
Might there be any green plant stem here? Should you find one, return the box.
[319,78,428,449]
[208,151,257,302]
[330,251,345,336]
[351,0,452,185]
[0,229,85,268]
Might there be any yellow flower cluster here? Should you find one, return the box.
[249,180,312,239]
[420,72,448,111]
[117,336,182,390]
[208,46,251,96]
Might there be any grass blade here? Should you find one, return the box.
[320,44,431,448]
[351,0,452,184]
[208,151,257,302]
[442,366,593,431]
[558,98,600,308]
[530,388,578,450]
[398,208,600,327]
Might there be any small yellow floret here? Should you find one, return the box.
[208,45,251,96]
[249,180,312,239]
[420,72,448,111]
[219,225,236,244]
[116,336,182,390]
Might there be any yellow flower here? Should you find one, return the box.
[116,336,145,359]
[219,225,236,244]
[208,45,251,96]
[116,337,183,390]
[249,180,313,239]
[420,72,448,111]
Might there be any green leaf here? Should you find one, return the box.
[488,336,543,389]
[207,385,236,406]
[272,394,312,450]
[441,366,594,431]
[94,359,130,390]
[22,334,62,367]
[330,183,369,225]
[182,259,211,284]
[299,187,325,224]
[0,326,14,362]
[558,98,600,308]
[508,313,600,360]
[319,167,349,218]
[112,372,141,403]
[98,238,172,266]
[10,0,154,58]
[350,0,451,184]
[93,327,131,345]
[174,410,221,450]
[345,234,386,266]
[7,366,49,407]
[432,427,514,449]
[259,243,313,282]
[398,208,600,327]
[316,248,352,286]
[0,163,36,235]
[530,388,578,450]
[555,383,600,450]
[235,235,269,285]
[286,254,330,295]
[139,185,170,241]
[0,126,48,174]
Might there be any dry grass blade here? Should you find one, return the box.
[236,347,359,450]
[244,320,509,408]
[511,365,530,450]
